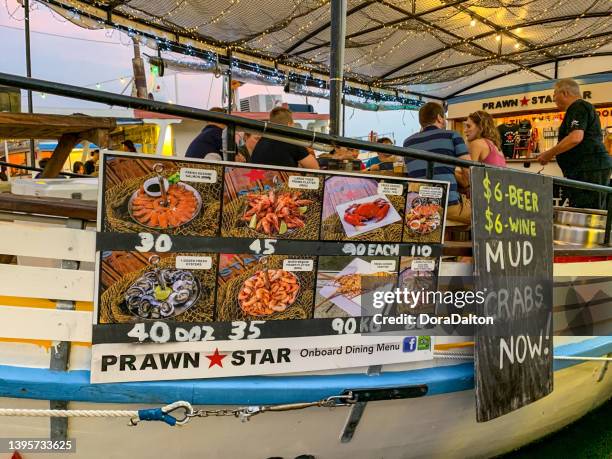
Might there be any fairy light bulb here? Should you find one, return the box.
[516,28,522,33]
[495,34,501,41]
[96,83,101,89]
[470,18,476,27]
[514,42,521,49]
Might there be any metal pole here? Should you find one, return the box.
[342,90,346,137]
[24,0,36,168]
[226,51,236,157]
[329,0,347,136]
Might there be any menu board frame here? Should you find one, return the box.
[92,151,449,383]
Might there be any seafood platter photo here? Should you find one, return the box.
[403,183,446,243]
[97,251,217,324]
[102,155,222,236]
[221,166,323,240]
[216,253,316,321]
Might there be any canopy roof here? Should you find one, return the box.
[43,0,612,99]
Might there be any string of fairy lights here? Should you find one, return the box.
[5,0,612,102]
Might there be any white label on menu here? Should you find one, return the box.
[288,176,320,190]
[180,168,217,183]
[283,259,314,272]
[377,182,403,196]
[370,260,397,272]
[411,259,436,272]
[419,186,443,199]
[176,256,212,270]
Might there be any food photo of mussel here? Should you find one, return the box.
[221,167,323,240]
[98,251,217,324]
[103,157,222,236]
[216,254,316,321]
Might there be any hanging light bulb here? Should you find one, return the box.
[96,83,101,89]
[119,77,125,84]
[470,18,476,27]
[40,93,46,99]
[514,42,521,49]
[516,28,522,33]
[495,34,501,41]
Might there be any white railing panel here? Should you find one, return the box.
[0,306,92,342]
[0,222,95,262]
[0,265,94,302]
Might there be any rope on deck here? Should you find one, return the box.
[0,401,193,426]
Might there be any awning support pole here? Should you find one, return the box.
[329,0,347,136]
[24,0,36,169]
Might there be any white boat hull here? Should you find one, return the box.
[0,356,609,459]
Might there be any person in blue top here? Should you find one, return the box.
[403,102,471,223]
[365,137,396,171]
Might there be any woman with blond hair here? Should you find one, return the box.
[464,110,507,167]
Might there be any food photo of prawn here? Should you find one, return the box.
[238,269,300,316]
[130,183,201,229]
[242,190,312,236]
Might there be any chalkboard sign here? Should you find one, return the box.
[471,167,553,422]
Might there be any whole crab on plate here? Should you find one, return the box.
[343,198,390,228]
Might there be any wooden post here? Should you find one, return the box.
[41,134,79,178]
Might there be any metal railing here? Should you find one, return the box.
[0,71,610,244]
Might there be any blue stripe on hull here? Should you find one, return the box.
[0,337,609,405]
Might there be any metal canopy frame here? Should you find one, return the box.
[37,0,612,100]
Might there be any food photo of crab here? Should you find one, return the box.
[321,176,405,242]
[102,156,221,236]
[221,167,323,240]
[343,198,391,228]
[98,251,217,324]
[216,253,316,321]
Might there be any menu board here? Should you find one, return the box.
[92,152,449,383]
[471,167,553,422]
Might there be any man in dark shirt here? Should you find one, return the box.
[251,107,319,169]
[185,107,226,160]
[539,79,612,209]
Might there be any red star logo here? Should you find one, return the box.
[206,348,227,368]
[244,168,266,182]
[520,96,529,106]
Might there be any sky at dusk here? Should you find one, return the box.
[1,0,421,142]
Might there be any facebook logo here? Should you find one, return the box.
[403,337,417,352]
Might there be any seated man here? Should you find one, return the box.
[366,137,396,170]
[185,107,226,161]
[403,102,471,224]
[251,107,319,169]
